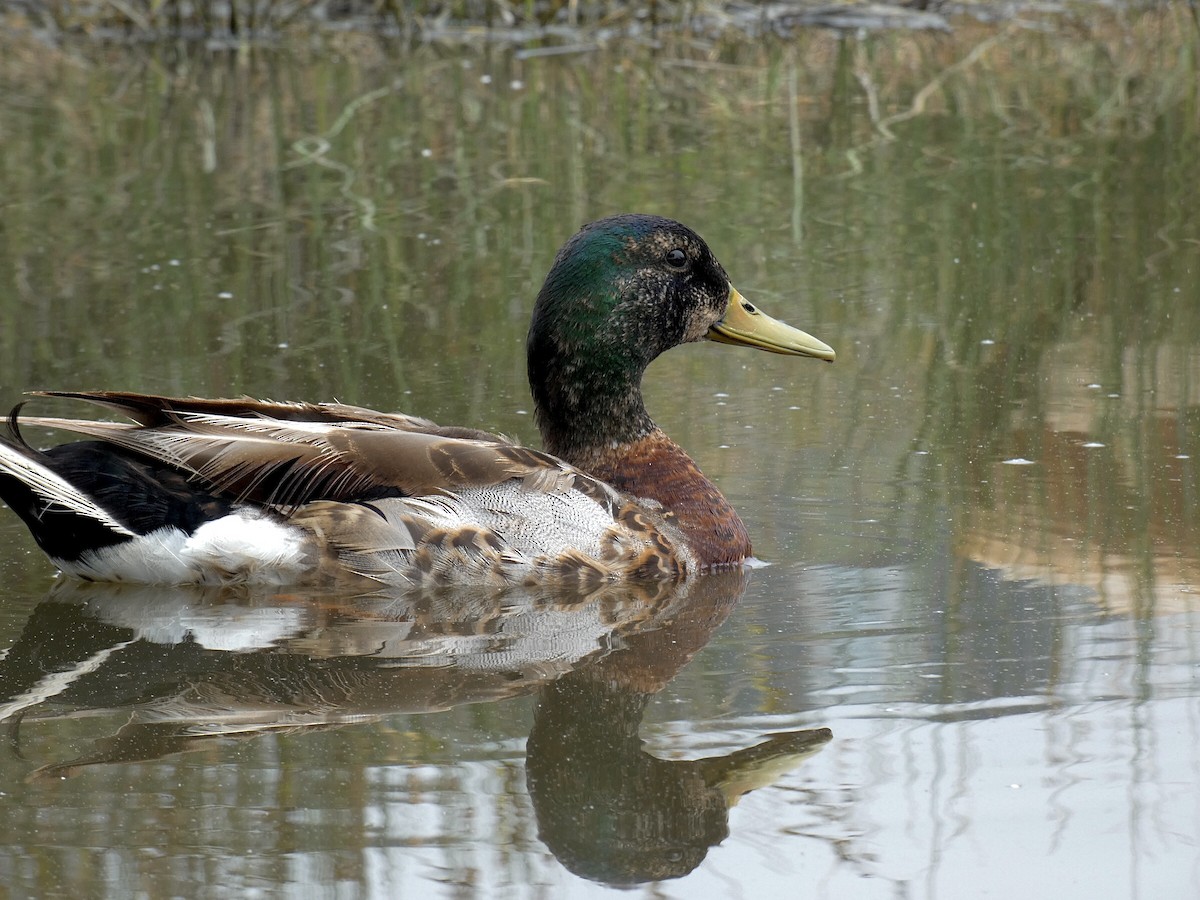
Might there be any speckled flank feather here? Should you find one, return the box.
[7,392,693,586]
[295,485,693,588]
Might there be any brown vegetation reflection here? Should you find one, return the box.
[0,572,829,885]
[958,341,1200,617]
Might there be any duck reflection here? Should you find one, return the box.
[528,620,831,885]
[0,571,829,884]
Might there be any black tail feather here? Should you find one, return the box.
[0,425,238,563]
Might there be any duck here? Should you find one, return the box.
[0,214,833,588]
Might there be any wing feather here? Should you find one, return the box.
[16,393,591,513]
[33,390,505,441]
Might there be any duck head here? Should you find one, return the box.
[527,214,834,459]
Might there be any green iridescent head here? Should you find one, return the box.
[527,214,833,458]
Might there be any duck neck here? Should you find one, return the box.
[530,359,657,464]
[527,317,752,568]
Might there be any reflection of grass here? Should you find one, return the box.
[0,9,1193,403]
[6,0,906,39]
[0,2,1195,730]
[0,10,1195,573]
[8,0,1200,43]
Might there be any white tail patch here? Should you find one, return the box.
[58,511,314,584]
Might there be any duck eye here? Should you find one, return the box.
[665,248,687,268]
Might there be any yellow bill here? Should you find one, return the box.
[708,286,835,361]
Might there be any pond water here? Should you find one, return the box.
[0,17,1198,899]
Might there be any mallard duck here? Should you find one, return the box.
[0,215,833,587]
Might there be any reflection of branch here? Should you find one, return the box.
[879,28,1013,136]
[286,82,400,232]
[844,25,1014,174]
[101,0,150,31]
[853,42,888,138]
[1142,224,1180,280]
[788,50,804,244]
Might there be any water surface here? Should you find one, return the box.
[0,20,1198,898]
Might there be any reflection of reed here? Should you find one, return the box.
[3,0,951,38]
[958,334,1200,615]
[0,18,1194,580]
[1,14,1192,405]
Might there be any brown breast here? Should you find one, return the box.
[572,429,751,570]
